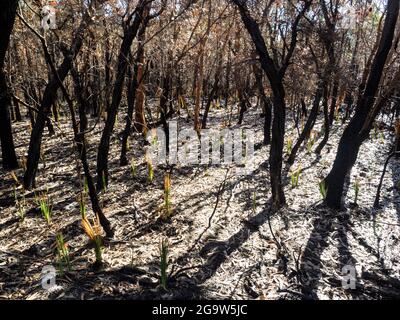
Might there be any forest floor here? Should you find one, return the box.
[1,104,400,300]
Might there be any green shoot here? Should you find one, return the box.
[291,166,302,188]
[319,180,328,200]
[56,233,71,274]
[36,191,52,224]
[373,123,379,140]
[286,137,293,155]
[82,215,103,266]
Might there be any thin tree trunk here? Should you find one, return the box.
[96,1,148,190]
[120,54,139,166]
[288,82,323,165]
[71,67,113,237]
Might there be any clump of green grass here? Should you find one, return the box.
[290,166,302,188]
[36,191,52,224]
[286,137,293,155]
[319,180,328,200]
[159,238,169,290]
[56,233,71,275]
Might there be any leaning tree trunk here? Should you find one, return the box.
[324,0,399,209]
[0,0,18,170]
[71,68,114,238]
[314,82,330,154]
[96,1,148,190]
[288,82,324,165]
[23,0,104,189]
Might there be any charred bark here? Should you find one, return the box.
[0,0,18,170]
[324,0,399,209]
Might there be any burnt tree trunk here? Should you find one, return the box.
[23,1,103,189]
[96,1,148,190]
[233,0,311,208]
[314,82,330,155]
[324,0,399,209]
[0,0,18,170]
[70,67,114,238]
[287,82,324,165]
[120,53,139,166]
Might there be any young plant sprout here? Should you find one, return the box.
[319,180,328,200]
[291,166,302,188]
[56,233,71,274]
[36,191,52,224]
[286,137,293,155]
[82,215,104,267]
